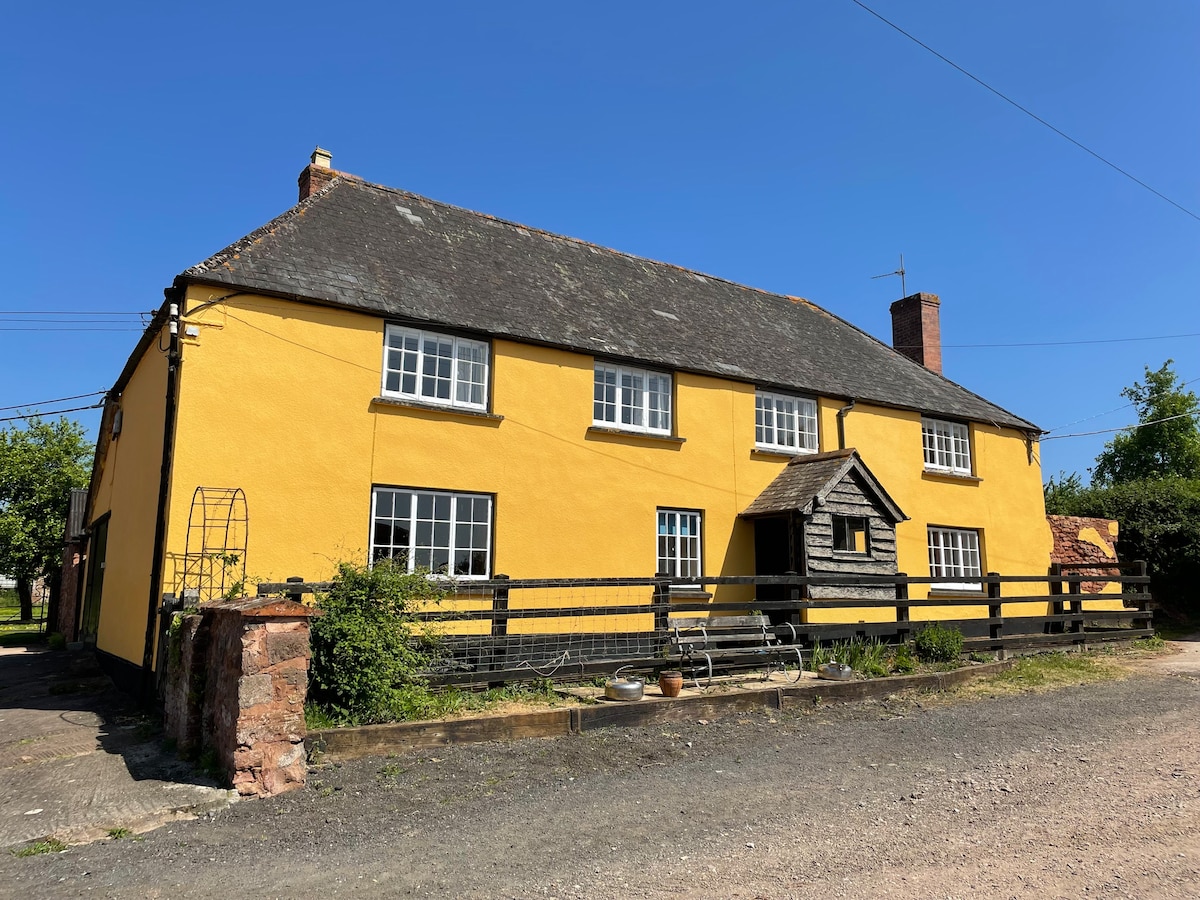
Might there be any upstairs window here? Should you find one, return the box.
[383,325,489,411]
[756,391,818,453]
[922,417,971,475]
[371,487,492,578]
[927,526,982,592]
[594,363,672,435]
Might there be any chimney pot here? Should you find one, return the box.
[889,292,942,375]
[310,147,332,169]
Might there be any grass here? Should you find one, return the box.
[952,651,1125,701]
[11,837,67,857]
[106,827,133,840]
[305,678,570,728]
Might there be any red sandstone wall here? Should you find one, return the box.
[1047,514,1120,593]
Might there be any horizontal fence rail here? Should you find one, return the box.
[259,564,1153,687]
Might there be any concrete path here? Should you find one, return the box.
[0,645,235,847]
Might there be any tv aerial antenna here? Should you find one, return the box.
[871,253,906,296]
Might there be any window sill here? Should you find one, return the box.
[372,396,504,423]
[751,447,818,461]
[668,588,713,600]
[586,426,685,447]
[922,469,982,484]
[927,589,986,599]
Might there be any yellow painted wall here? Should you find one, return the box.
[96,286,1058,663]
[88,328,169,663]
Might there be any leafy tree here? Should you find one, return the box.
[1092,361,1200,485]
[0,418,93,621]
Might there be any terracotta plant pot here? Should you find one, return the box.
[658,670,684,698]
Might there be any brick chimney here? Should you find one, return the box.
[297,147,338,201]
[889,292,942,374]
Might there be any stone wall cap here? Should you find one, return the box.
[206,598,322,618]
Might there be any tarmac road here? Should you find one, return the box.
[2,641,1198,899]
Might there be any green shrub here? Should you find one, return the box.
[47,632,65,650]
[913,623,964,663]
[890,642,916,674]
[308,560,449,725]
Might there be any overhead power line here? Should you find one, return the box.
[897,331,1200,350]
[848,0,1200,223]
[1041,409,1199,442]
[1045,375,1200,432]
[0,310,146,316]
[0,402,105,424]
[0,391,107,413]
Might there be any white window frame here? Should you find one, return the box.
[927,526,982,592]
[922,417,972,475]
[593,362,672,435]
[370,487,493,579]
[382,325,489,411]
[657,508,702,581]
[756,390,818,453]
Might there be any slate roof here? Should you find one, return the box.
[182,174,1038,431]
[740,449,906,521]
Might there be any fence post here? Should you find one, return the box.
[1131,559,1154,632]
[488,574,510,688]
[894,573,910,644]
[285,576,305,605]
[652,572,671,638]
[1066,567,1085,647]
[987,572,1005,660]
[785,570,802,626]
[1048,563,1064,633]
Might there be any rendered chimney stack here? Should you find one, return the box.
[297,147,338,201]
[889,292,942,375]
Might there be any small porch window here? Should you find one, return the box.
[833,515,869,554]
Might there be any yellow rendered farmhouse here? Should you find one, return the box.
[80,150,1054,682]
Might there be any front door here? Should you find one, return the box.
[79,516,108,644]
[753,514,803,625]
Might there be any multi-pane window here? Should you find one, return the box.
[927,526,982,591]
[657,509,702,580]
[756,391,818,453]
[371,487,492,578]
[922,418,971,475]
[833,515,869,554]
[382,325,489,411]
[594,363,672,435]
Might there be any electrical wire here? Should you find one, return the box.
[0,402,105,423]
[0,310,147,316]
[0,327,143,332]
[848,0,1200,223]
[1040,409,1198,442]
[899,331,1200,350]
[0,391,107,413]
[1044,375,1200,432]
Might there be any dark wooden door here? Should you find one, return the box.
[79,516,108,644]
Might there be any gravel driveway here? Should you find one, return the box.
[4,644,1199,899]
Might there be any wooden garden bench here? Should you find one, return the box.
[667,614,804,688]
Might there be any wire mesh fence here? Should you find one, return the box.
[259,567,1154,688]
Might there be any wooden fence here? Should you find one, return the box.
[259,563,1152,687]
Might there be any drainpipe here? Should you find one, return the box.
[836,399,856,450]
[140,287,183,701]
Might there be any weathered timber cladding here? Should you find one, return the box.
[806,471,898,600]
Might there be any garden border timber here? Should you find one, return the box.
[305,659,1015,761]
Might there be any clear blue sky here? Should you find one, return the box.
[2,1,1196,482]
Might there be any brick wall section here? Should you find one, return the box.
[162,598,319,798]
[163,613,206,754]
[55,539,86,640]
[889,292,942,374]
[297,164,339,201]
[1047,514,1120,593]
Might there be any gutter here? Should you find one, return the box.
[140,287,184,700]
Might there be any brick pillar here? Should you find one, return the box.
[889,292,942,374]
[204,599,321,797]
